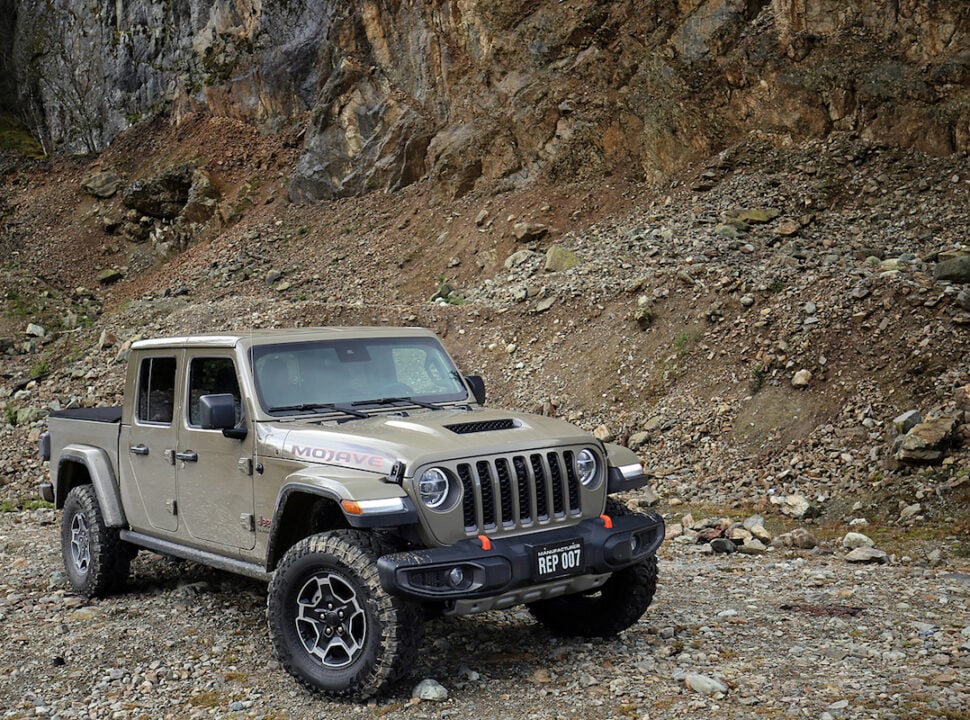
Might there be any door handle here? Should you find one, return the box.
[174,450,198,462]
[129,444,149,456]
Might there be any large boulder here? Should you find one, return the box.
[122,164,194,219]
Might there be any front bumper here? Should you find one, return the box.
[376,511,664,602]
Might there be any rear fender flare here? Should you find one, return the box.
[57,445,126,527]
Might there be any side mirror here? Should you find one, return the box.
[200,394,245,438]
[465,375,486,405]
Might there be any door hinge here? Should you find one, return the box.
[165,499,178,516]
[240,513,255,531]
[237,458,253,476]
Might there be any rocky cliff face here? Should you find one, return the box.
[3,0,968,198]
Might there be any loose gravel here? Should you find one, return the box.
[2,509,967,719]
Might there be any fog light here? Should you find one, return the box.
[447,567,465,588]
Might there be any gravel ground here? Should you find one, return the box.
[2,508,967,720]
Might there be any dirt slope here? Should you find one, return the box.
[1,116,968,551]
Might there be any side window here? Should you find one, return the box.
[136,356,177,425]
[187,357,241,426]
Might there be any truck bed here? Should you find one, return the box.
[49,407,123,423]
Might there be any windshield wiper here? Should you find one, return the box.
[351,396,444,410]
[267,402,370,419]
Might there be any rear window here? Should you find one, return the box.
[136,356,177,425]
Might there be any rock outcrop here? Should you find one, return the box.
[2,1,968,199]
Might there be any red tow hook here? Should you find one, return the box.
[600,514,613,529]
[477,534,492,550]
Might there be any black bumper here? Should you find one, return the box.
[376,511,665,602]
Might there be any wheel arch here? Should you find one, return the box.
[56,445,126,527]
[266,484,350,571]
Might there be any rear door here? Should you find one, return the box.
[175,353,256,550]
[119,352,181,532]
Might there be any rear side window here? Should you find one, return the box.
[136,356,177,424]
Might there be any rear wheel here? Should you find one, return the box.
[61,485,131,597]
[528,499,658,637]
[267,530,423,700]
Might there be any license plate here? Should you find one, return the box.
[533,539,585,580]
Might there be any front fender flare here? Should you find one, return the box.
[265,471,417,568]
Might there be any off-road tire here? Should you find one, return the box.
[527,498,659,637]
[61,484,131,597]
[267,530,423,700]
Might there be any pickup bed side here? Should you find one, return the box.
[45,409,126,527]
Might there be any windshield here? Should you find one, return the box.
[250,336,469,416]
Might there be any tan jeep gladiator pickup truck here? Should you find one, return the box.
[39,327,664,699]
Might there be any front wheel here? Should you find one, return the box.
[267,530,423,700]
[528,555,658,637]
[60,484,131,597]
[528,498,658,637]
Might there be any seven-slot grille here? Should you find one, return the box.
[455,450,584,535]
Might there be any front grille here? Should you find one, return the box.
[456,450,583,534]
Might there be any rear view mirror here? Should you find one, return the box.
[200,394,239,432]
[465,375,486,405]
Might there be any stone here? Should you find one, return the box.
[845,547,889,564]
[628,431,651,450]
[504,250,535,269]
[180,170,220,224]
[412,678,448,701]
[896,416,960,464]
[266,269,283,285]
[770,494,814,518]
[711,537,737,554]
[593,424,615,442]
[97,269,124,285]
[17,407,44,425]
[727,527,752,543]
[791,369,812,387]
[82,170,123,198]
[475,209,489,226]
[774,219,800,236]
[899,503,922,521]
[790,528,817,549]
[730,208,780,225]
[512,222,548,243]
[25,323,46,337]
[535,297,556,313]
[933,255,970,283]
[635,306,654,330]
[740,294,754,307]
[893,410,922,435]
[748,523,772,543]
[738,538,767,555]
[98,330,117,349]
[842,532,875,549]
[684,673,728,696]
[122,164,194,219]
[544,245,580,272]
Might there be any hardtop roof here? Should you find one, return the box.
[130,326,439,351]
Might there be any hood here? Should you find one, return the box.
[258,406,595,476]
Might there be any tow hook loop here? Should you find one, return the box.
[600,514,613,529]
[477,534,492,551]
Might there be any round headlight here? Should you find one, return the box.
[575,449,599,488]
[418,467,451,510]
